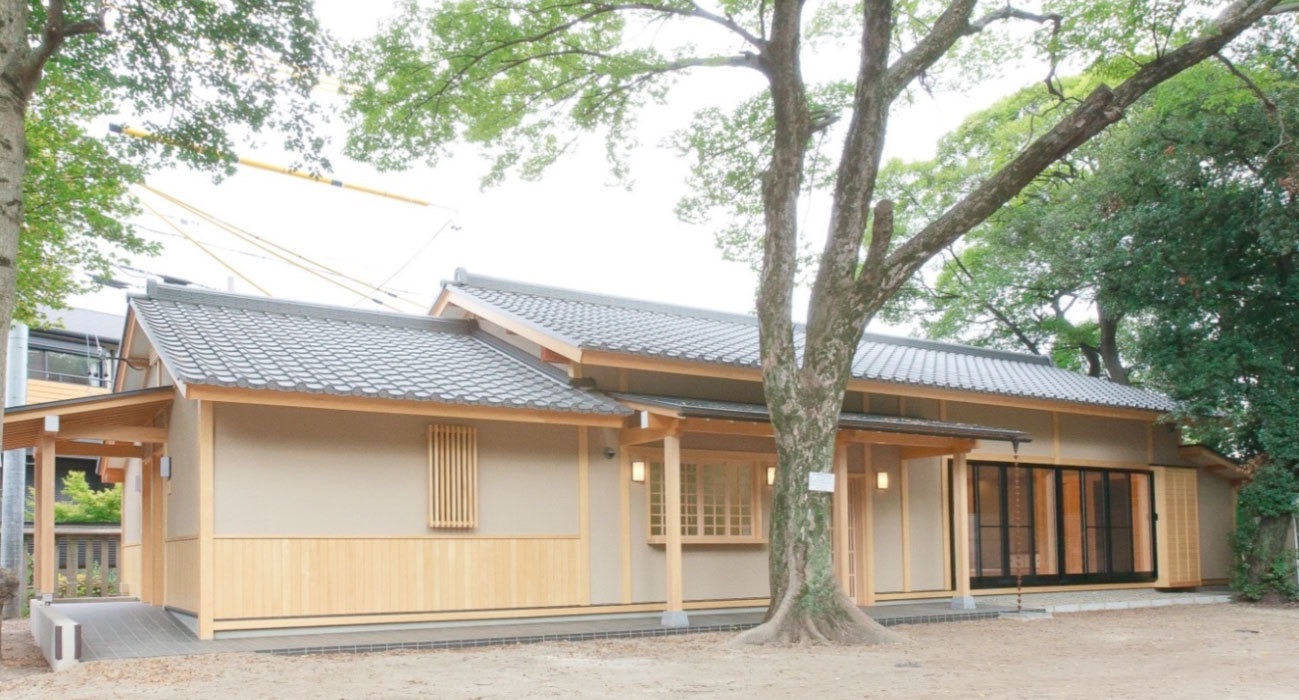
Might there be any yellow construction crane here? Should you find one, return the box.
[109,124,433,207]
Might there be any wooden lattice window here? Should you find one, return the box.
[648,458,763,543]
[428,425,478,528]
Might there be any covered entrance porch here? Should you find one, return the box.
[3,387,173,603]
[614,393,1028,625]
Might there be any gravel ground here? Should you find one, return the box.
[3,603,1297,699]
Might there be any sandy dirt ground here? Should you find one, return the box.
[2,604,1297,699]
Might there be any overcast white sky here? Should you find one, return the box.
[67,1,1039,331]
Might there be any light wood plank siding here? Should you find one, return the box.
[1162,468,1202,587]
[164,536,200,613]
[120,543,142,597]
[212,537,582,620]
[428,425,478,528]
[24,378,109,404]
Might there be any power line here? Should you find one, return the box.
[137,196,270,295]
[138,185,427,311]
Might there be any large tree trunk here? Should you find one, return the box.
[737,0,1280,646]
[0,0,29,594]
[735,364,900,645]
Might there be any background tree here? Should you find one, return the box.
[895,59,1299,598]
[0,0,329,606]
[345,1,1294,643]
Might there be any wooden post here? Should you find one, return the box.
[140,450,155,604]
[34,428,57,597]
[661,433,687,627]
[619,448,632,604]
[197,401,215,640]
[577,428,591,605]
[862,445,876,606]
[951,453,974,609]
[832,442,849,589]
[900,458,911,593]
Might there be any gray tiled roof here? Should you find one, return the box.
[614,393,1030,443]
[446,270,1177,413]
[131,282,629,416]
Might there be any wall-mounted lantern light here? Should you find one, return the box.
[766,465,776,486]
[631,460,646,483]
[876,470,889,490]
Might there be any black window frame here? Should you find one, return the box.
[960,461,1158,589]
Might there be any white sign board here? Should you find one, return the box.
[807,472,836,493]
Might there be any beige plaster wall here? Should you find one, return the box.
[947,402,1055,459]
[870,445,904,593]
[212,404,580,537]
[907,457,946,591]
[1197,471,1235,581]
[587,427,622,605]
[166,396,200,538]
[1151,423,1189,465]
[122,459,142,545]
[1056,413,1148,464]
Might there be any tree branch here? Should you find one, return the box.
[18,0,107,99]
[1215,52,1291,159]
[884,2,1061,99]
[873,0,1284,308]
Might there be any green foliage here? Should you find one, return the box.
[26,471,122,524]
[6,0,330,315]
[57,562,118,598]
[1231,465,1299,602]
[891,60,1299,448]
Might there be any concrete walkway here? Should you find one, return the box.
[48,588,1228,661]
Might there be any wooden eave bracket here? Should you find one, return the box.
[619,413,682,447]
[438,288,585,363]
[1177,444,1250,482]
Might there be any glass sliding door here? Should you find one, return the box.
[966,462,1156,588]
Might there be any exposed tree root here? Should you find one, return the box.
[734,587,901,646]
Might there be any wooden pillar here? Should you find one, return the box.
[900,458,912,593]
[833,442,850,589]
[197,401,215,640]
[862,444,876,606]
[140,450,155,604]
[577,428,591,605]
[951,453,974,609]
[618,447,632,604]
[661,433,687,627]
[33,417,58,597]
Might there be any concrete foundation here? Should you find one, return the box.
[950,595,976,611]
[660,610,690,628]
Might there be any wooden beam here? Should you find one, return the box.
[58,425,169,443]
[441,289,585,362]
[577,349,1166,420]
[618,422,681,447]
[55,440,147,459]
[540,348,571,364]
[183,383,625,428]
[899,442,974,460]
[662,434,686,626]
[677,418,773,437]
[838,429,972,449]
